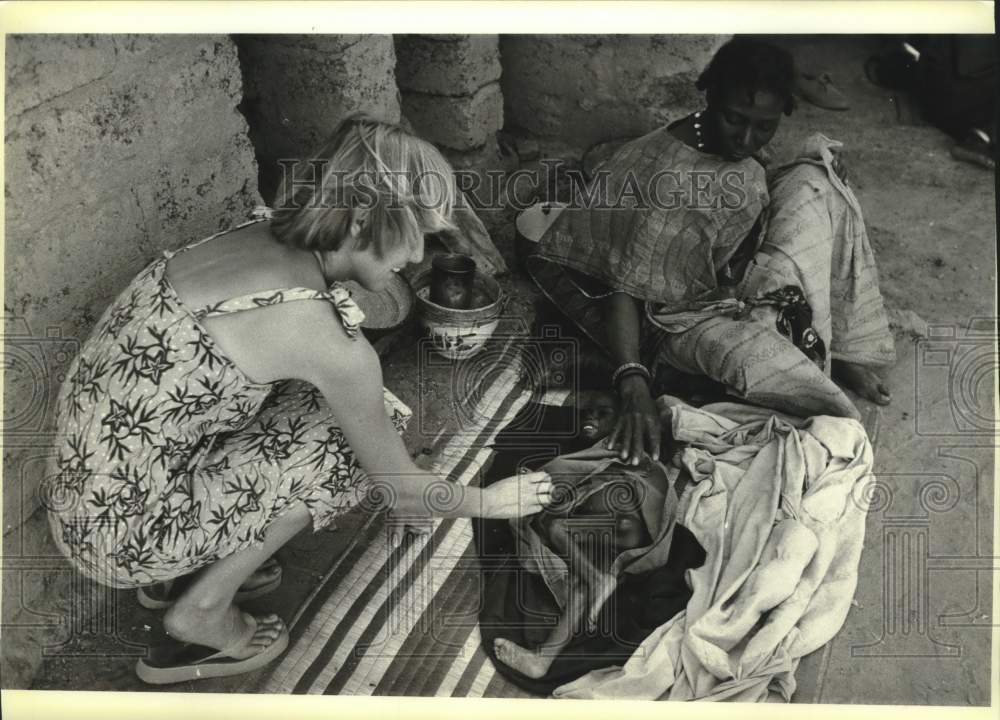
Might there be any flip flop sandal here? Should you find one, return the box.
[136,557,283,610]
[135,612,289,684]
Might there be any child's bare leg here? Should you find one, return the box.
[494,521,623,678]
[494,575,588,679]
[493,519,590,679]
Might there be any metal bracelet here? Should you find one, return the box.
[612,362,651,389]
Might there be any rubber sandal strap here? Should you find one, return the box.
[140,614,277,670]
[215,612,259,660]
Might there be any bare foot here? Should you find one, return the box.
[832,360,891,405]
[493,637,553,679]
[164,602,284,658]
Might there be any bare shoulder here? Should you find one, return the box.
[249,298,380,387]
[165,222,326,309]
[169,223,377,386]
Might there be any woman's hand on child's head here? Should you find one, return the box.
[608,375,661,466]
[483,471,553,519]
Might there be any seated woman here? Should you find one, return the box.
[44,115,552,684]
[522,37,896,465]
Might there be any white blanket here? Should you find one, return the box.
[553,396,874,701]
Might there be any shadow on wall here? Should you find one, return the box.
[500,35,728,158]
[234,34,401,205]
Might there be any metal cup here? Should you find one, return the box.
[430,253,477,309]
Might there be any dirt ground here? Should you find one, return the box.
[26,36,997,704]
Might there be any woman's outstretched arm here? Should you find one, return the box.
[262,300,551,519]
[604,291,661,464]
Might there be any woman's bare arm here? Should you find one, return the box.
[253,300,551,518]
[604,292,661,464]
[606,291,643,368]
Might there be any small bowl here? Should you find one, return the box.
[412,268,506,360]
[340,273,415,330]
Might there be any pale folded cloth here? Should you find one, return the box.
[553,395,874,701]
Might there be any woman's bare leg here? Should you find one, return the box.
[163,503,312,656]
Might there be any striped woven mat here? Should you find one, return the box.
[244,347,566,697]
[239,341,884,698]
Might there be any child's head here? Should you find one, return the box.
[574,474,651,552]
[269,113,457,266]
[576,388,619,442]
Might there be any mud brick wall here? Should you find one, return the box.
[500,35,727,159]
[235,35,401,204]
[394,34,510,243]
[2,34,261,688]
[395,35,503,154]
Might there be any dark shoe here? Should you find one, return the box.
[865,51,919,91]
[951,132,996,170]
[795,72,850,111]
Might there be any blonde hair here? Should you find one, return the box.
[269,114,457,257]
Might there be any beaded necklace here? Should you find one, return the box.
[693,110,706,150]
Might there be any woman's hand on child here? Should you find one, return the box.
[608,375,661,465]
[483,471,553,518]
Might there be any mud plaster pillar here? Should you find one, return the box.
[394,36,512,236]
[3,34,262,688]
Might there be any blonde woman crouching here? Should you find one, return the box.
[45,114,552,683]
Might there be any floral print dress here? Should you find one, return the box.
[45,222,411,589]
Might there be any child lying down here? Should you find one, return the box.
[492,425,678,679]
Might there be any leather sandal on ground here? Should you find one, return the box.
[794,71,850,111]
[135,612,289,684]
[136,556,283,610]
